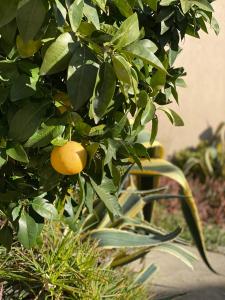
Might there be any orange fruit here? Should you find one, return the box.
[50,141,87,175]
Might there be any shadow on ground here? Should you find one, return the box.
[132,246,225,300]
[155,284,225,300]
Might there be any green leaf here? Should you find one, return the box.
[83,3,100,30]
[112,0,133,17]
[111,13,140,49]
[67,46,98,110]
[0,226,13,251]
[150,116,158,144]
[17,0,47,42]
[112,55,132,84]
[16,35,41,58]
[17,210,40,248]
[40,32,75,75]
[161,0,176,6]
[85,181,94,213]
[90,178,121,217]
[125,40,166,72]
[39,165,62,192]
[0,86,9,105]
[8,101,49,142]
[6,144,29,163]
[211,16,220,35]
[91,227,181,248]
[141,99,156,125]
[180,0,192,13]
[144,0,159,11]
[32,197,58,220]
[24,125,65,148]
[93,62,116,122]
[192,0,213,12]
[151,69,167,89]
[159,108,184,126]
[92,0,106,11]
[0,0,19,28]
[68,0,84,32]
[0,155,6,168]
[10,74,37,101]
[53,0,67,27]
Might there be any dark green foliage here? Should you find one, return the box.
[0,0,218,248]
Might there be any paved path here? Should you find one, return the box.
[134,247,225,299]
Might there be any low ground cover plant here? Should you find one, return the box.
[0,224,147,299]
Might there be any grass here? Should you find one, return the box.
[0,224,148,300]
[152,203,225,253]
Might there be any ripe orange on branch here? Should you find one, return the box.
[50,141,87,175]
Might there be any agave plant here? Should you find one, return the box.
[172,122,225,180]
[59,131,214,279]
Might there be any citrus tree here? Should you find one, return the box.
[0,0,218,249]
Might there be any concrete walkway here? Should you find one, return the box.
[135,247,225,300]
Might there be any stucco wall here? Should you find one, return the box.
[157,1,225,156]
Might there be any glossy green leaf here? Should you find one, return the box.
[6,144,29,163]
[92,0,106,11]
[111,13,139,49]
[211,16,220,35]
[159,108,184,126]
[68,64,98,111]
[150,116,158,144]
[40,33,75,75]
[112,0,133,17]
[180,0,192,13]
[17,210,40,249]
[112,55,132,84]
[68,0,84,32]
[90,178,121,217]
[0,0,19,28]
[9,101,49,142]
[10,74,37,101]
[93,62,116,122]
[32,197,58,220]
[17,0,47,42]
[141,99,156,125]
[24,125,65,148]
[126,40,166,72]
[144,0,159,11]
[54,0,67,27]
[83,3,100,30]
[192,0,213,12]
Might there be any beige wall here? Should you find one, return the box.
[157,1,225,156]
